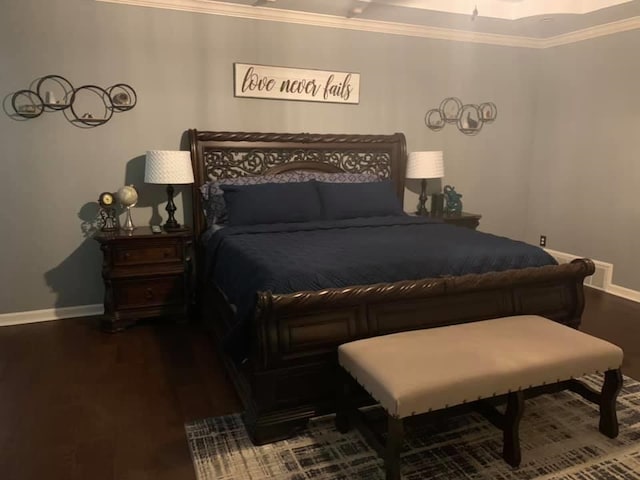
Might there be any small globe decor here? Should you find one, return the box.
[116,185,138,232]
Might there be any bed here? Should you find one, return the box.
[188,129,594,445]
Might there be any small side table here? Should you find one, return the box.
[432,212,482,230]
[94,227,193,332]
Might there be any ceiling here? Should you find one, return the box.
[97,0,640,47]
[222,0,640,38]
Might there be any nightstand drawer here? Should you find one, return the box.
[113,243,181,266]
[112,276,185,309]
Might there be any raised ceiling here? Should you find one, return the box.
[359,0,634,20]
[97,0,640,47]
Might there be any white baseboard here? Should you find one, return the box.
[2,250,638,327]
[0,304,104,327]
[544,248,640,304]
[606,285,640,303]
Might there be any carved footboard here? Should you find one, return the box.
[232,259,594,444]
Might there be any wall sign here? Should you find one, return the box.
[234,63,360,104]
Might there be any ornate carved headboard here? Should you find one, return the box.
[188,130,407,238]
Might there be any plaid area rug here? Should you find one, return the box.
[185,375,640,479]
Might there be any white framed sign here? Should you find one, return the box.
[234,63,360,104]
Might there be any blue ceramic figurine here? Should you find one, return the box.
[443,185,463,215]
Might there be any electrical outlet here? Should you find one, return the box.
[539,235,547,247]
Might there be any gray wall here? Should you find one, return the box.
[1,0,536,313]
[526,30,640,290]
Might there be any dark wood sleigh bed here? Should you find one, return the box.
[187,129,594,445]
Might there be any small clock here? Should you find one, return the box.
[98,192,118,231]
[99,191,115,208]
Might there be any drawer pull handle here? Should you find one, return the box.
[145,288,154,299]
[163,251,171,258]
[124,252,130,259]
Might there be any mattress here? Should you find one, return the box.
[203,215,557,358]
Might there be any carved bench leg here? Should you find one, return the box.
[600,369,623,438]
[503,391,525,468]
[385,416,404,480]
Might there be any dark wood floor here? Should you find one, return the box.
[0,288,638,480]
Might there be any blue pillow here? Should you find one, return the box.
[200,172,380,227]
[221,181,323,226]
[317,180,404,220]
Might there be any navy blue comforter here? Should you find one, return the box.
[204,216,556,358]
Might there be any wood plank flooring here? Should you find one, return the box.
[0,288,637,480]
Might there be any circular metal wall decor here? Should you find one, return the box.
[479,102,497,123]
[424,97,497,135]
[457,104,482,136]
[7,75,137,127]
[107,83,137,112]
[69,85,114,127]
[424,108,444,131]
[11,89,44,118]
[439,97,463,123]
[36,74,74,111]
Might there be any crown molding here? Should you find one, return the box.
[95,0,541,48]
[95,0,639,49]
[539,15,640,48]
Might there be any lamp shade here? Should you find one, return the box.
[144,150,194,185]
[405,151,444,179]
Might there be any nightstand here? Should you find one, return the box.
[432,212,482,230]
[94,227,193,332]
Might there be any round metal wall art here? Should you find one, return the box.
[439,97,463,123]
[424,108,444,131]
[108,83,137,112]
[8,75,136,127]
[479,102,497,123]
[36,74,74,111]
[69,85,114,127]
[425,96,497,135]
[11,89,45,118]
[457,104,482,136]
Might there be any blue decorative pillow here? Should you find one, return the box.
[221,181,323,226]
[200,171,380,226]
[200,173,314,226]
[316,180,404,220]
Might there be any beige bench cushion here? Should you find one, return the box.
[338,315,623,419]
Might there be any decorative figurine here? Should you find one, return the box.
[98,191,118,231]
[112,92,130,106]
[443,185,463,215]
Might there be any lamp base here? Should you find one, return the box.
[163,223,189,232]
[163,221,183,231]
[163,184,181,231]
[415,178,429,216]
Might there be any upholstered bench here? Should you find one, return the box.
[335,315,624,480]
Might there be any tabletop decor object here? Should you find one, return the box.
[98,191,118,231]
[405,151,444,215]
[443,185,463,215]
[144,150,194,231]
[116,185,138,232]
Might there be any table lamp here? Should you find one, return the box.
[405,151,444,215]
[144,150,194,231]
